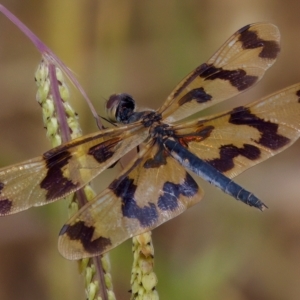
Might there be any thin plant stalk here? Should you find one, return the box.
[0,5,115,300]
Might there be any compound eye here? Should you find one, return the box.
[105,93,136,124]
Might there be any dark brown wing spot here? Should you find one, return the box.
[296,90,300,103]
[206,143,261,173]
[144,145,168,168]
[172,63,210,99]
[59,221,112,254]
[238,26,280,59]
[229,107,290,150]
[200,65,258,91]
[0,182,12,215]
[0,199,12,215]
[109,176,158,227]
[158,172,198,211]
[41,150,79,201]
[178,87,212,106]
[88,137,121,164]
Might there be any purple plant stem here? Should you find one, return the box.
[0,4,103,129]
[0,5,109,299]
[48,63,71,144]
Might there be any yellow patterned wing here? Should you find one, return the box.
[158,23,280,123]
[171,83,300,179]
[58,141,203,259]
[0,124,147,215]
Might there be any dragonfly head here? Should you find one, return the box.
[106,93,136,124]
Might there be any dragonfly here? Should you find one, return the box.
[0,23,299,260]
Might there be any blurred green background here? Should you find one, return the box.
[0,0,300,299]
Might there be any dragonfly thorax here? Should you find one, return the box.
[150,123,174,140]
